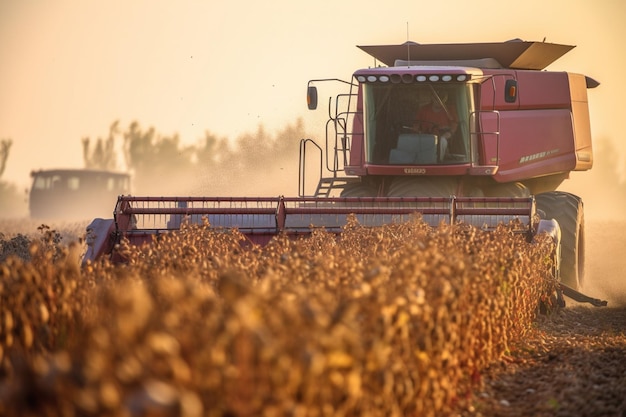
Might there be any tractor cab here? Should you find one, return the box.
[29,169,131,220]
[355,69,477,167]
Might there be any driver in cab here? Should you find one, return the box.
[414,89,458,155]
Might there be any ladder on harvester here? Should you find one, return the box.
[300,138,358,198]
[313,177,359,197]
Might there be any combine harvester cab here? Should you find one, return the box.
[84,39,606,306]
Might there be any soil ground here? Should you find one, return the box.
[463,220,626,417]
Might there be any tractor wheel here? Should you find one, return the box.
[535,191,585,290]
[387,177,457,197]
[340,182,378,197]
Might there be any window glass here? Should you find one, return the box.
[51,175,63,189]
[67,176,80,190]
[362,82,472,165]
[33,176,48,190]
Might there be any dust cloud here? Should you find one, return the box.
[162,124,305,198]
[559,138,626,307]
[582,220,626,308]
[193,152,302,198]
[560,139,626,222]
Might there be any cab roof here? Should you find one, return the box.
[357,40,575,70]
[30,168,130,178]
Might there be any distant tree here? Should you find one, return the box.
[194,119,304,195]
[0,138,28,217]
[122,121,197,194]
[80,118,308,197]
[0,139,12,179]
[0,181,26,218]
[82,121,119,170]
[241,119,302,168]
[194,132,232,167]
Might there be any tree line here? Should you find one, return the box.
[0,138,24,217]
[0,119,306,217]
[81,119,305,196]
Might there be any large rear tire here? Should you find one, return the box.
[535,192,585,290]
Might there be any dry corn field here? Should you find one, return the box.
[0,216,625,417]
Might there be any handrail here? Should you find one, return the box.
[298,138,323,197]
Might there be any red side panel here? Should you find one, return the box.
[492,109,577,182]
[479,70,578,182]
[516,71,572,109]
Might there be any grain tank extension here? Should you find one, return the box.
[83,40,605,306]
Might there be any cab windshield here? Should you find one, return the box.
[362,82,473,165]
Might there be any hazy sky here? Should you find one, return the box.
[1,0,624,190]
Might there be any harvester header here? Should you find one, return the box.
[83,195,540,264]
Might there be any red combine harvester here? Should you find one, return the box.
[84,39,606,306]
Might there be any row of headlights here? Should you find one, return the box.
[355,73,470,83]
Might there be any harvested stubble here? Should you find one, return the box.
[0,215,558,417]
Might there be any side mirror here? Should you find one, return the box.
[307,86,318,110]
[504,79,517,103]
